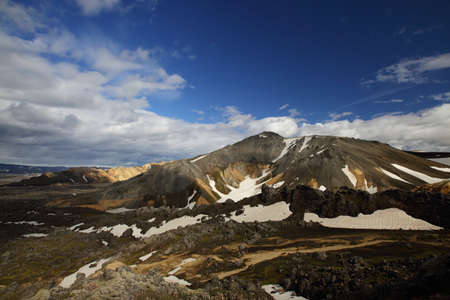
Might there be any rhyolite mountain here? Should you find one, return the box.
[92,132,450,210]
[8,164,155,186]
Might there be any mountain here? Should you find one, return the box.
[7,164,156,186]
[0,163,67,174]
[96,132,449,211]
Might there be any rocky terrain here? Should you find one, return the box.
[1,132,450,300]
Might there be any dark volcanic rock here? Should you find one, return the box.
[285,185,450,229]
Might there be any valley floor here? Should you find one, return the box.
[1,184,449,299]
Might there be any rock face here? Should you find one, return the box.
[100,132,449,209]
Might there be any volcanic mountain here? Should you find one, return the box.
[93,132,449,210]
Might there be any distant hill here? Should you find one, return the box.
[0,163,68,174]
[405,151,450,159]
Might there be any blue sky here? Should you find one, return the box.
[0,0,449,166]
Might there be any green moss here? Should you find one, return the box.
[0,232,115,286]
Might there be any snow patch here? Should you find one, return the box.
[96,224,143,238]
[59,257,112,288]
[143,215,208,238]
[82,175,88,183]
[341,165,357,187]
[207,174,227,199]
[215,169,271,203]
[316,149,325,155]
[70,215,208,239]
[273,138,301,163]
[262,284,308,300]
[185,190,197,209]
[78,226,96,233]
[318,185,326,191]
[363,178,377,194]
[163,275,192,286]
[139,250,157,261]
[102,240,108,246]
[168,258,197,275]
[379,168,410,184]
[106,207,136,214]
[190,154,207,163]
[259,134,268,138]
[226,202,292,223]
[69,223,84,230]
[6,221,44,226]
[299,136,312,153]
[148,217,156,223]
[272,181,285,189]
[23,233,48,238]
[431,166,450,172]
[392,164,446,184]
[304,208,442,230]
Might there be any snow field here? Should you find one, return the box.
[226,201,292,223]
[304,208,442,230]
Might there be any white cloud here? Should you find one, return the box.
[299,104,450,151]
[367,53,450,84]
[374,98,404,104]
[75,0,121,15]
[431,92,450,102]
[105,70,186,100]
[328,111,352,121]
[279,104,289,110]
[0,0,43,32]
[0,9,449,166]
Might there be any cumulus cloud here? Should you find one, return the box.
[0,0,44,32]
[362,53,450,85]
[74,0,121,15]
[299,104,450,151]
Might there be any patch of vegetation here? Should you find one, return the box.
[0,231,115,286]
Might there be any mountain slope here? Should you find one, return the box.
[96,132,449,210]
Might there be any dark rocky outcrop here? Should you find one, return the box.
[278,254,450,300]
[285,185,450,229]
